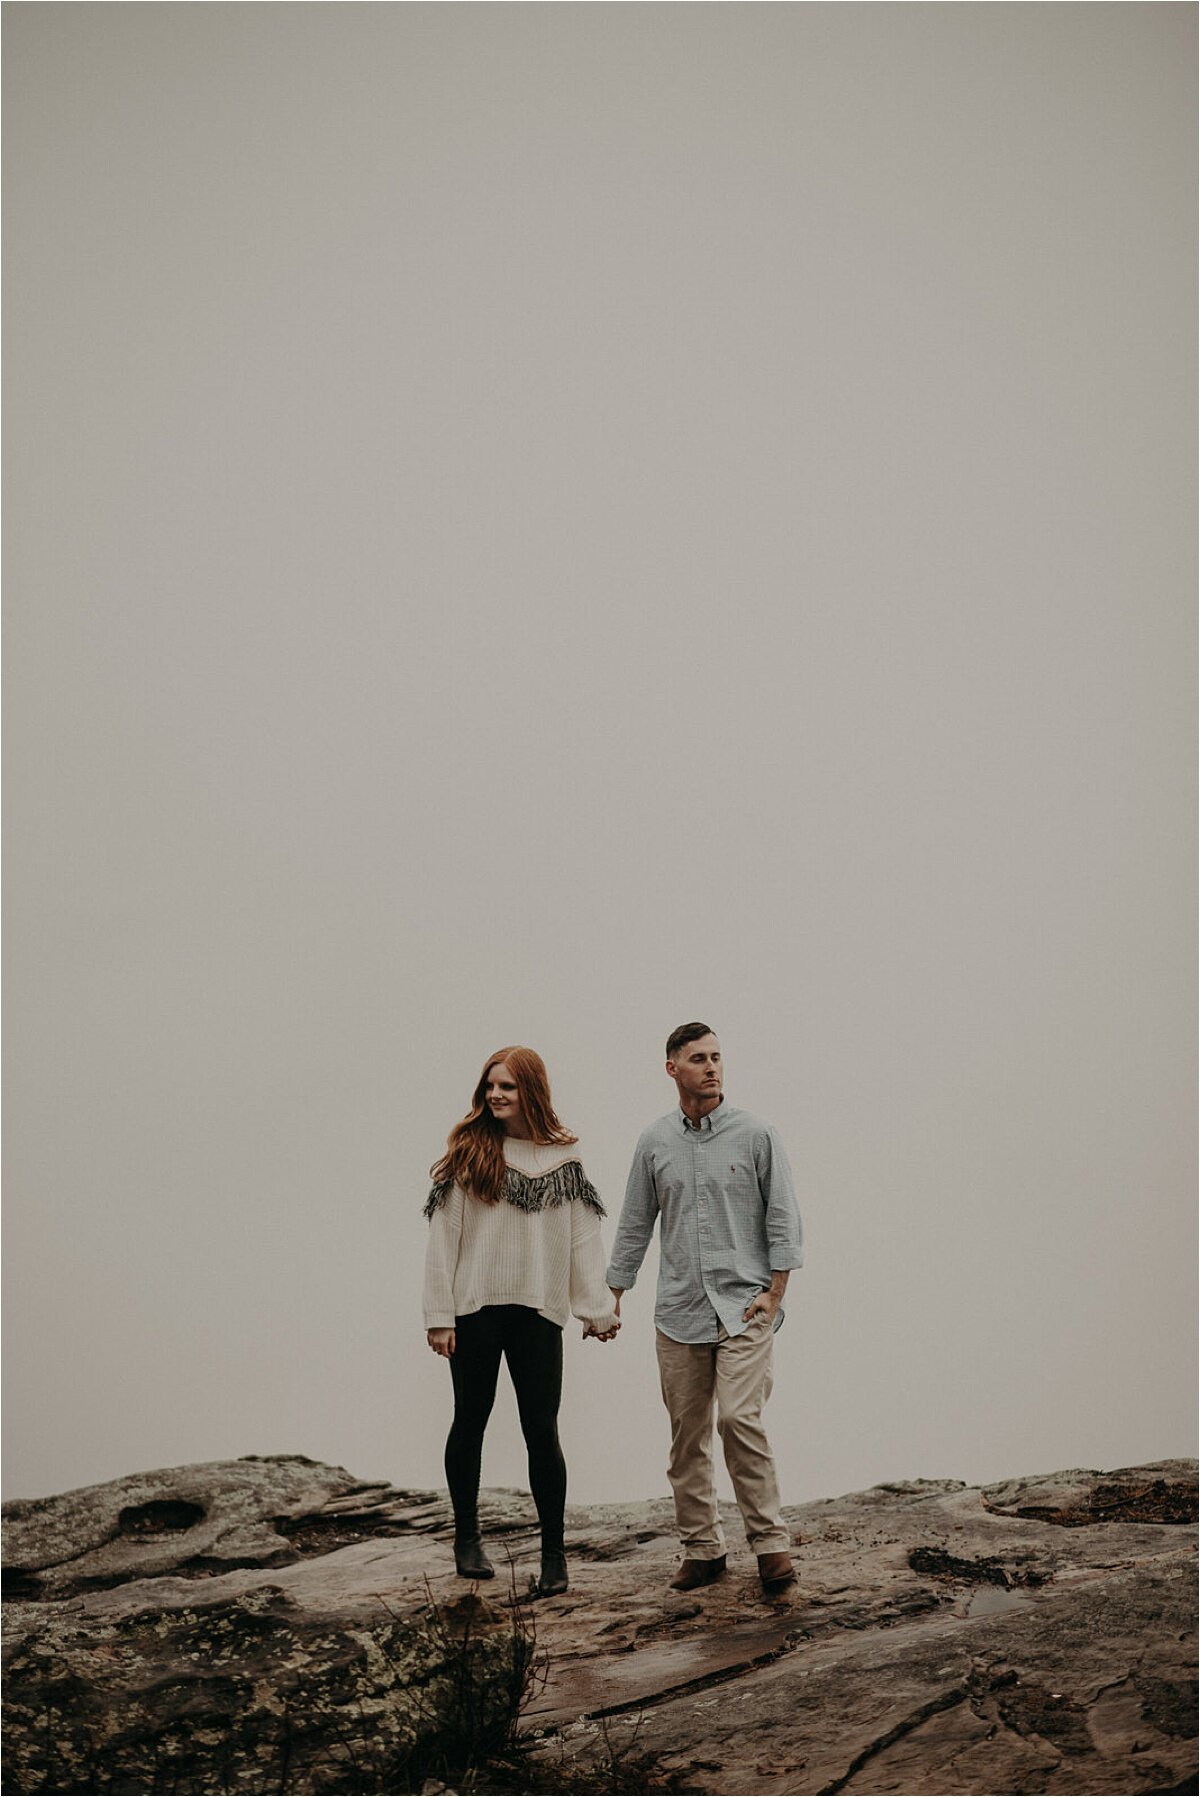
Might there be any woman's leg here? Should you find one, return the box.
[445,1309,504,1544]
[502,1307,567,1552]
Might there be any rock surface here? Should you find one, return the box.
[3,1454,1196,1795]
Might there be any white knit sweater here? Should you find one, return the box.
[422,1138,619,1333]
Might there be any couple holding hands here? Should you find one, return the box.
[422,1023,805,1600]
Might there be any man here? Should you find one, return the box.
[606,1024,804,1597]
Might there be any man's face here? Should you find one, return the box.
[667,1034,723,1105]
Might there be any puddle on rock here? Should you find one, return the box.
[959,1584,1036,1619]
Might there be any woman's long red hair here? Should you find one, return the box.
[431,1047,577,1204]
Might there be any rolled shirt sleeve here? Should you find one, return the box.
[755,1126,804,1270]
[605,1135,660,1291]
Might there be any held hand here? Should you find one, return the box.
[743,1290,779,1325]
[582,1318,621,1343]
[427,1327,455,1358]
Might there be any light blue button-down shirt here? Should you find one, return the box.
[605,1101,804,1343]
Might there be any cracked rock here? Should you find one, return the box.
[3,1455,1196,1795]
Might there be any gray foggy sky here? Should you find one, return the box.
[4,3,1195,1511]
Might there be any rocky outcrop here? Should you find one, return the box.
[3,1455,1196,1794]
[2,1460,532,1796]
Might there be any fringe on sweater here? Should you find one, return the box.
[424,1156,605,1221]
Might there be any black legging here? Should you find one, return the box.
[445,1305,566,1550]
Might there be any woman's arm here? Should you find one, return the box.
[569,1198,621,1339]
[423,1183,465,1349]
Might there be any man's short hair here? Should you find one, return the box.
[666,1021,715,1060]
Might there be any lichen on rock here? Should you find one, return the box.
[3,1575,530,1795]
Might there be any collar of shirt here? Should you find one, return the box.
[676,1096,729,1135]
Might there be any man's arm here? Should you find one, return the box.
[605,1138,659,1303]
[742,1129,803,1323]
[755,1127,804,1271]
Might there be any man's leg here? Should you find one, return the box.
[655,1330,726,1559]
[714,1313,790,1557]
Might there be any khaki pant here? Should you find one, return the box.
[655,1312,789,1558]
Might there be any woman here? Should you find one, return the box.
[423,1046,619,1597]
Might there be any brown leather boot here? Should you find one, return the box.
[757,1551,796,1596]
[669,1554,727,1591]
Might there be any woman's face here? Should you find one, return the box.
[484,1062,528,1136]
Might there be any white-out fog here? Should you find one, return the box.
[4,4,1195,1508]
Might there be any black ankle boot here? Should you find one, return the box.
[536,1548,568,1597]
[454,1535,495,1580]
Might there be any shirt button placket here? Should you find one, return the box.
[696,1126,714,1327]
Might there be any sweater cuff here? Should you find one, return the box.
[580,1308,620,1334]
[424,1313,456,1331]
